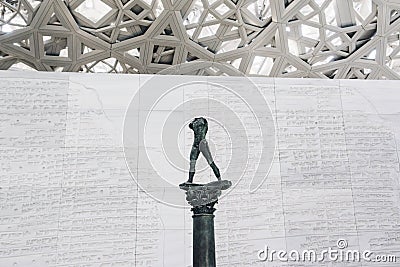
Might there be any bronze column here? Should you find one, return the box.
[192,202,216,267]
[180,180,231,267]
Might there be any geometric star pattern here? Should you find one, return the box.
[1,0,400,79]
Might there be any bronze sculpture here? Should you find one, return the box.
[179,117,231,267]
[187,117,221,184]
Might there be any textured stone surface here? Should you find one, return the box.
[0,71,400,266]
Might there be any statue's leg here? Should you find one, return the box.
[188,146,200,183]
[210,162,221,180]
[199,140,221,180]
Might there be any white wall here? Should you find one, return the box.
[0,71,399,266]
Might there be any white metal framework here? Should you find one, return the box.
[0,0,400,79]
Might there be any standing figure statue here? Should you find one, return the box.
[186,117,221,184]
[179,118,232,267]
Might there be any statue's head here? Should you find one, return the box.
[189,117,208,135]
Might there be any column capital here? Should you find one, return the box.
[191,201,216,215]
[179,180,232,209]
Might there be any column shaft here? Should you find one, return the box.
[192,214,216,267]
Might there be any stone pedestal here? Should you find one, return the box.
[180,180,232,267]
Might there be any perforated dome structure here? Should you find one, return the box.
[0,0,400,79]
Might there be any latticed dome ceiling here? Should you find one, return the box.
[0,0,400,79]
